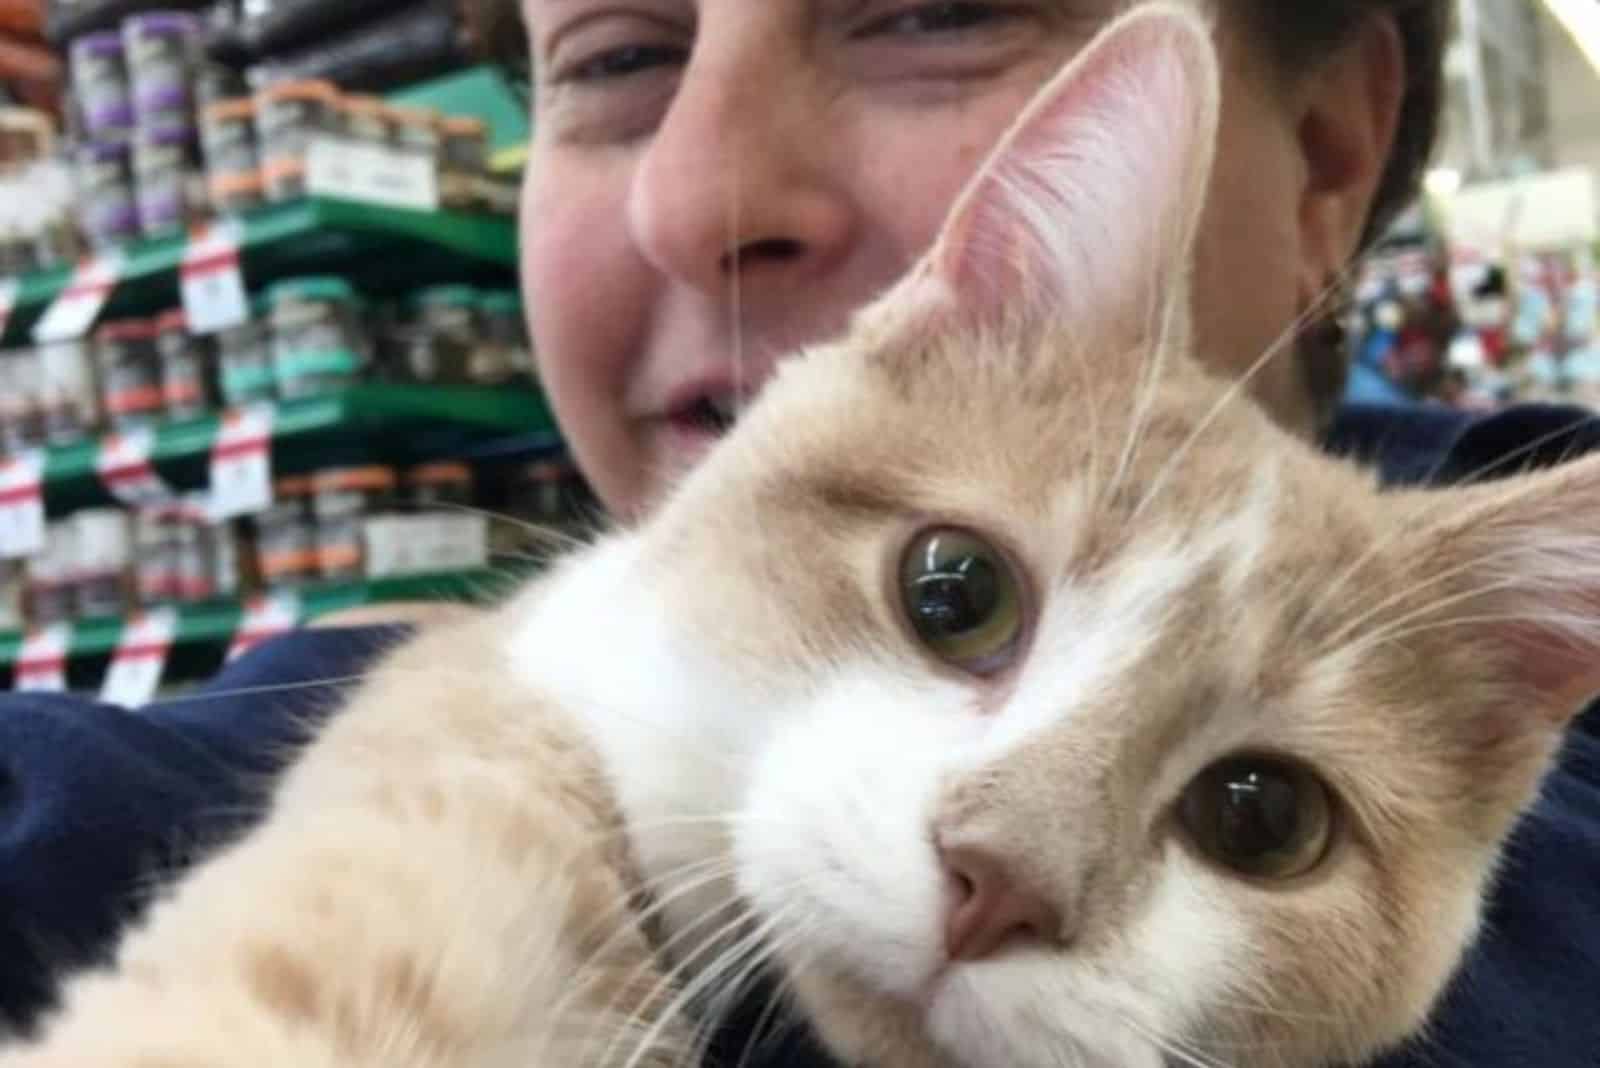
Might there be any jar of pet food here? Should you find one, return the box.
[194,61,248,112]
[134,510,179,605]
[37,340,100,444]
[74,141,139,248]
[0,350,44,454]
[69,32,134,139]
[405,462,474,511]
[155,308,213,421]
[73,508,133,618]
[122,11,202,126]
[25,526,77,626]
[257,79,339,202]
[439,115,488,211]
[200,96,259,191]
[133,122,199,239]
[216,315,275,407]
[255,475,318,590]
[95,319,166,431]
[311,465,396,582]
[339,95,393,147]
[267,277,366,399]
[206,518,245,598]
[404,285,479,384]
[388,104,441,167]
[477,290,531,382]
[173,514,215,602]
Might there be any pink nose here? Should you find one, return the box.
[940,845,1062,962]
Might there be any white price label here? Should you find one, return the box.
[180,222,250,335]
[306,136,440,213]
[208,405,275,520]
[97,428,178,509]
[227,591,301,663]
[100,607,179,708]
[15,623,71,693]
[33,251,125,343]
[0,450,45,560]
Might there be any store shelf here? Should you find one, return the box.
[37,383,560,515]
[0,568,511,670]
[1,196,519,344]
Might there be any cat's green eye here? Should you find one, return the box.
[899,528,1025,675]
[1179,756,1333,881]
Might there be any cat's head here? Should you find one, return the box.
[569,5,1600,1065]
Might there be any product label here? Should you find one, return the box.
[34,250,126,343]
[364,514,488,578]
[181,221,250,335]
[306,135,440,213]
[0,450,45,559]
[208,404,275,520]
[100,606,179,708]
[14,623,71,693]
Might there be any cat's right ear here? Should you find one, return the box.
[902,2,1221,350]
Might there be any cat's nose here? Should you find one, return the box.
[939,844,1062,962]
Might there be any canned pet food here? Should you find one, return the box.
[74,140,139,247]
[69,32,134,138]
[217,315,275,407]
[255,476,318,590]
[404,285,478,384]
[38,340,100,444]
[122,11,202,125]
[0,349,44,454]
[156,308,213,421]
[135,510,179,605]
[200,97,259,189]
[133,122,199,239]
[339,95,393,147]
[96,319,165,431]
[26,526,77,627]
[173,515,215,602]
[267,277,366,399]
[257,79,339,202]
[388,104,441,166]
[73,508,133,618]
[439,115,488,211]
[477,290,531,381]
[312,466,396,582]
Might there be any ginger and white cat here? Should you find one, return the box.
[6,6,1596,1067]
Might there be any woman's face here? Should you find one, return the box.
[520,1,1380,517]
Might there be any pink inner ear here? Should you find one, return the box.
[927,4,1219,341]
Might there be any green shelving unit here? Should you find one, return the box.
[1,197,519,345]
[0,569,516,672]
[39,384,560,516]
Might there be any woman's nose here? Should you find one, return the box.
[626,51,855,298]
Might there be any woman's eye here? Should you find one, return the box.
[1178,755,1336,881]
[565,43,686,83]
[861,2,1017,38]
[899,527,1027,675]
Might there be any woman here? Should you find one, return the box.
[1,1,1596,1064]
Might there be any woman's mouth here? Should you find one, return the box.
[670,393,739,436]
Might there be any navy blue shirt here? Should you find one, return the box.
[1,402,1598,1066]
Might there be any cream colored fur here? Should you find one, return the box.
[5,5,1597,1068]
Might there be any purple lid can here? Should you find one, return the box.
[70,31,126,62]
[123,11,203,38]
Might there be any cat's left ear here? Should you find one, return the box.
[902,2,1221,348]
[1411,452,1600,722]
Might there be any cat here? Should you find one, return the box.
[5,5,1598,1067]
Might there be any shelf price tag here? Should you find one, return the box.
[97,428,178,509]
[0,450,45,560]
[227,591,301,663]
[100,607,179,709]
[180,221,249,335]
[15,623,71,693]
[33,250,126,344]
[208,404,275,520]
[306,136,440,213]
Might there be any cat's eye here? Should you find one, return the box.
[1178,756,1334,881]
[899,528,1025,674]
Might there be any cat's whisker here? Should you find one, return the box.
[1130,262,1355,526]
